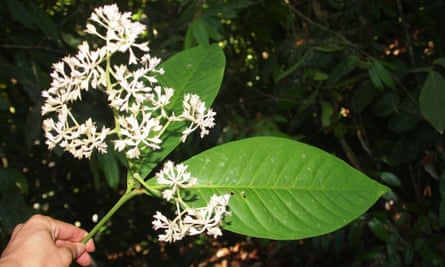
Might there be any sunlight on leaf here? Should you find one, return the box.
[183,137,389,240]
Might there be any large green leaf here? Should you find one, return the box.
[133,45,225,178]
[181,137,389,240]
[419,70,445,133]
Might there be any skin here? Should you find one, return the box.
[0,215,95,267]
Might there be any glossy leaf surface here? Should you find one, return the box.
[183,137,389,240]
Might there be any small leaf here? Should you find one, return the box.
[275,57,305,82]
[6,0,34,29]
[388,111,420,133]
[326,55,359,85]
[416,216,432,235]
[184,26,194,50]
[181,137,389,240]
[433,57,445,68]
[312,0,327,21]
[351,83,375,112]
[368,217,390,242]
[373,91,399,117]
[369,60,395,90]
[0,97,11,111]
[190,18,209,46]
[312,70,329,81]
[419,70,445,133]
[99,151,121,189]
[0,168,33,232]
[380,172,402,187]
[369,62,384,90]
[376,62,396,89]
[321,101,334,127]
[313,43,343,53]
[29,3,59,41]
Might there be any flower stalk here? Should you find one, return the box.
[81,187,140,244]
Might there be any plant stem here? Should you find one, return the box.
[81,189,139,244]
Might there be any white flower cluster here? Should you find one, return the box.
[41,4,216,159]
[152,161,231,242]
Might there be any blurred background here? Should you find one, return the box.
[1,0,445,266]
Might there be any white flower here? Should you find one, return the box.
[178,94,216,142]
[152,211,184,243]
[149,86,174,117]
[140,54,164,76]
[152,193,231,242]
[153,162,231,242]
[41,4,217,162]
[156,161,197,202]
[64,42,107,90]
[183,194,231,238]
[42,109,110,159]
[156,161,196,191]
[114,113,162,159]
[85,4,149,64]
[107,65,153,112]
[161,189,175,201]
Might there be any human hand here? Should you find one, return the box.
[0,215,95,267]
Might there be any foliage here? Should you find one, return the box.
[1,0,445,266]
[180,136,387,240]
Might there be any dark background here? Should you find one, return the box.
[1,0,445,266]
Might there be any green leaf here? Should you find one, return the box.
[433,57,445,68]
[275,57,305,82]
[369,62,383,90]
[380,172,402,187]
[0,168,33,232]
[184,26,194,50]
[368,218,390,242]
[99,151,121,189]
[313,43,343,53]
[133,45,225,178]
[0,97,11,111]
[24,107,42,147]
[369,60,396,90]
[321,101,334,127]
[6,0,34,29]
[190,18,209,46]
[312,70,329,81]
[388,111,420,133]
[373,91,399,117]
[419,70,445,133]
[351,83,375,112]
[326,55,359,86]
[181,137,389,240]
[29,3,59,41]
[416,216,432,235]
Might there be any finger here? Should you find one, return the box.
[58,241,92,267]
[50,218,88,242]
[10,223,24,238]
[85,238,96,253]
[58,242,85,264]
[56,238,95,254]
[75,251,94,267]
